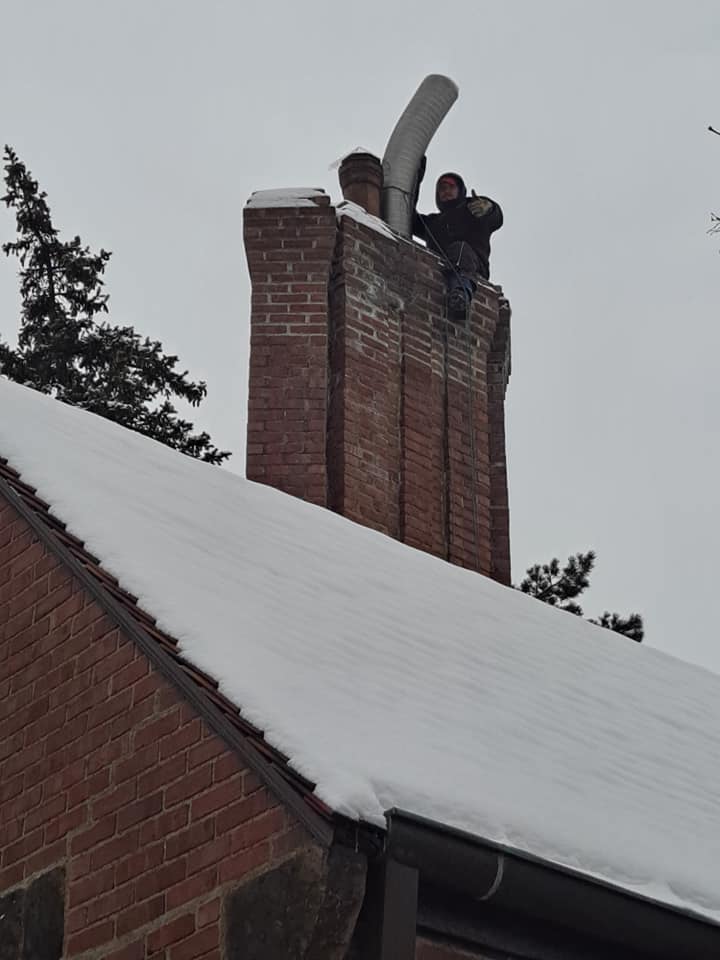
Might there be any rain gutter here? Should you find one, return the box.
[373,808,720,959]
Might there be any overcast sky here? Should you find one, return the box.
[2,1,718,671]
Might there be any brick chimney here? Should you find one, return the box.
[243,180,511,584]
[338,151,383,217]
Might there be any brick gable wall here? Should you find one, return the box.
[0,486,516,959]
[0,497,309,959]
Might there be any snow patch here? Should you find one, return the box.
[329,146,376,170]
[2,376,720,923]
[336,201,397,241]
[246,187,326,209]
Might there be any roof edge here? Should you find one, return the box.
[386,809,720,958]
[0,463,336,848]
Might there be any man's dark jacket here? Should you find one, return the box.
[412,171,503,280]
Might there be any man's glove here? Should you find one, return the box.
[468,190,493,218]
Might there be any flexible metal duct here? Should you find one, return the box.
[381,75,459,237]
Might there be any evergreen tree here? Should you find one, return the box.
[1,146,230,464]
[517,550,644,642]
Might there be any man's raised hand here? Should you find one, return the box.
[468,190,493,218]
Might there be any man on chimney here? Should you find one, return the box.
[413,166,503,315]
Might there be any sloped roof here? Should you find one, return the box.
[1,377,720,923]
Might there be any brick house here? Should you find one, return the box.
[2,159,720,960]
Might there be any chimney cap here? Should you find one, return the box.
[330,146,376,169]
[338,153,383,218]
[246,187,329,209]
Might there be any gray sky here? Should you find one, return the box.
[2,1,718,670]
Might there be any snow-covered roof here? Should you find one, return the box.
[2,377,720,923]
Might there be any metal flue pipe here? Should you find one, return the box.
[381,75,459,237]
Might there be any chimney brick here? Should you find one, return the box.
[243,200,336,506]
[244,195,512,583]
[338,152,383,217]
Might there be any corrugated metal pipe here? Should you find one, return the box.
[380,75,459,237]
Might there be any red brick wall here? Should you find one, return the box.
[243,198,337,506]
[244,198,512,582]
[328,218,404,537]
[0,499,307,959]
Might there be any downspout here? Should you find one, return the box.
[381,74,459,237]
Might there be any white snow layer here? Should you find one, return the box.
[329,147,376,170]
[336,201,397,241]
[245,189,396,240]
[2,377,720,923]
[246,188,326,208]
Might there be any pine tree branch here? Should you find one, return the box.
[532,572,560,602]
[516,550,642,642]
